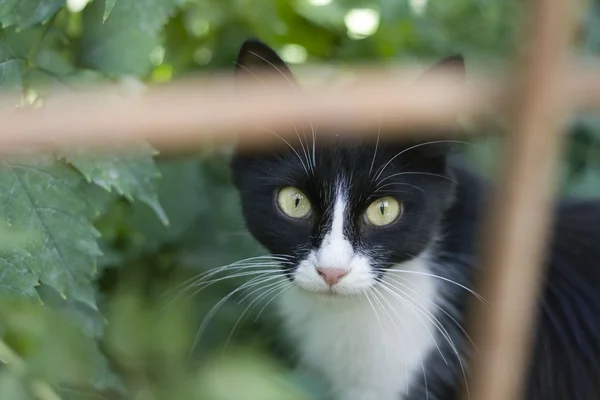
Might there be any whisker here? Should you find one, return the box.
[377,280,448,365]
[189,275,279,357]
[371,288,411,394]
[184,257,291,287]
[246,51,313,174]
[188,269,282,297]
[369,124,380,177]
[248,51,296,89]
[224,279,288,348]
[254,281,293,321]
[292,123,312,173]
[375,181,426,193]
[237,275,286,304]
[380,268,486,303]
[176,264,282,299]
[262,127,310,174]
[380,279,457,357]
[365,289,385,335]
[310,120,317,170]
[380,279,470,399]
[373,140,468,182]
[166,255,290,294]
[161,263,286,313]
[378,171,457,187]
[385,274,478,354]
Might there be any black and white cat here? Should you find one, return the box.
[229,39,600,400]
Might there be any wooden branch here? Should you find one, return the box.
[463,0,576,399]
[0,64,597,155]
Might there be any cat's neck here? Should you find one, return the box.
[277,253,441,400]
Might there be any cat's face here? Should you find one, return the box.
[231,39,462,296]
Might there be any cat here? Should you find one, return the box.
[228,38,600,400]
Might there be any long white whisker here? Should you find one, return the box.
[380,268,486,303]
[161,263,286,313]
[261,127,309,174]
[255,281,293,321]
[246,51,313,174]
[237,275,287,303]
[377,171,457,188]
[380,279,469,399]
[377,280,448,365]
[369,124,380,177]
[370,288,411,395]
[189,269,282,297]
[224,278,288,348]
[373,140,466,182]
[365,289,385,335]
[167,255,290,294]
[381,279,457,358]
[190,275,277,357]
[375,181,426,193]
[310,120,316,170]
[385,274,478,353]
[191,262,286,287]
[296,124,313,173]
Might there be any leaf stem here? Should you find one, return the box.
[0,338,62,400]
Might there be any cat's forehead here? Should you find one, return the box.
[282,137,421,177]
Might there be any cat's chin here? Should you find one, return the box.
[293,282,372,298]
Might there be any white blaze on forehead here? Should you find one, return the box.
[316,185,354,268]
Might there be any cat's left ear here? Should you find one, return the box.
[235,39,298,90]
[396,55,465,168]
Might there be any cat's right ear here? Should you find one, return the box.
[234,39,298,91]
[419,54,466,82]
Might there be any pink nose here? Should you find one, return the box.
[316,267,349,285]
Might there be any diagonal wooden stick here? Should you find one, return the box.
[463,0,576,399]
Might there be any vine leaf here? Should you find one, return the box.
[104,0,118,21]
[67,147,169,226]
[0,0,65,29]
[0,157,101,308]
[80,0,182,75]
[0,41,22,109]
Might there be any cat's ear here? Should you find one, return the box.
[417,54,465,83]
[235,39,298,89]
[391,55,465,170]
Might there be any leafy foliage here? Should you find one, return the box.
[0,158,100,306]
[0,0,598,399]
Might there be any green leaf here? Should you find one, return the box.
[0,41,22,108]
[0,0,20,23]
[0,0,64,29]
[37,285,124,392]
[67,147,168,226]
[80,0,182,75]
[103,0,117,21]
[0,371,28,400]
[0,300,104,388]
[0,158,101,308]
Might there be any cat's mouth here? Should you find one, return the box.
[293,278,373,297]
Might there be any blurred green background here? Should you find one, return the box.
[0,0,599,399]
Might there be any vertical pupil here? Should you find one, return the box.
[379,202,385,215]
[294,195,301,208]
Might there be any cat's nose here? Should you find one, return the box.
[316,267,348,285]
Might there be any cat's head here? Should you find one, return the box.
[231,39,464,296]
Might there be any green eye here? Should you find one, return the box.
[364,196,402,226]
[277,187,311,219]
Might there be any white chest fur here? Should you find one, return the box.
[277,258,439,400]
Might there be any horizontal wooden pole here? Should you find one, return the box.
[0,65,597,154]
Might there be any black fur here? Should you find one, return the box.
[230,39,600,400]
